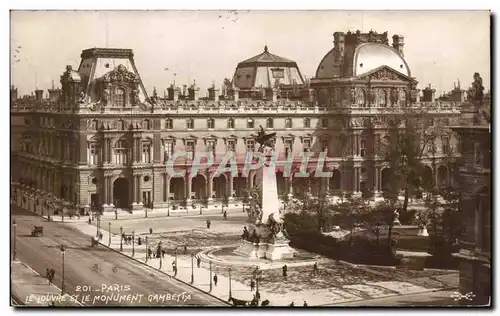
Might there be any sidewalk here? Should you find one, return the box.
[71,221,281,305]
[11,260,82,307]
[29,204,244,223]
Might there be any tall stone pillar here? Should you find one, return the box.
[103,137,108,164]
[108,177,114,207]
[131,174,143,211]
[207,173,214,202]
[228,173,234,201]
[186,174,193,203]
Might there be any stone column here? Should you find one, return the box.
[186,174,192,204]
[108,177,114,207]
[103,137,108,164]
[355,135,360,156]
[228,173,234,201]
[207,172,214,202]
[131,174,143,211]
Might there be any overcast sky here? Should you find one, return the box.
[11,10,490,97]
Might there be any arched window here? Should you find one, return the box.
[114,139,128,165]
[266,118,274,129]
[285,118,293,128]
[165,119,173,129]
[115,88,125,107]
[89,142,100,165]
[227,118,235,129]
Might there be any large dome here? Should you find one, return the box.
[353,43,410,77]
[233,46,304,90]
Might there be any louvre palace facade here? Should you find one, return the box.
[11,30,462,216]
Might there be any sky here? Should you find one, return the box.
[10,10,491,97]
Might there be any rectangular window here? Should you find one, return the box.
[89,143,100,165]
[284,139,293,158]
[114,149,127,165]
[142,143,152,163]
[246,139,255,152]
[303,139,311,152]
[247,119,254,129]
[321,118,329,128]
[360,139,366,157]
[187,119,194,129]
[304,118,311,128]
[186,141,195,159]
[165,119,173,129]
[207,119,215,129]
[164,142,174,161]
[227,140,236,152]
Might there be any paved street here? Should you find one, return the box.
[10,204,227,307]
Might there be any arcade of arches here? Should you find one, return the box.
[11,161,454,213]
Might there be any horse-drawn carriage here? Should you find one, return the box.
[31,226,43,237]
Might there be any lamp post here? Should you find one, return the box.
[132,230,135,257]
[120,226,123,251]
[159,241,163,270]
[190,253,194,284]
[209,260,213,292]
[145,236,149,263]
[167,198,170,217]
[228,267,232,299]
[108,222,111,246]
[60,244,66,295]
[96,214,100,237]
[12,220,17,261]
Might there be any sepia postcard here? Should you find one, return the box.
[9,10,492,308]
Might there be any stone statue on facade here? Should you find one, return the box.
[468,72,484,102]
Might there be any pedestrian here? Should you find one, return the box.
[147,247,152,259]
[250,279,255,291]
[213,274,218,286]
[289,302,294,307]
[197,257,201,268]
[255,291,260,301]
[137,237,142,246]
[282,264,288,278]
[88,218,91,225]
[303,301,308,307]
[184,245,187,254]
[313,262,319,275]
[206,220,211,229]
[161,249,166,258]
[149,228,153,234]
[99,232,103,241]
[223,210,227,220]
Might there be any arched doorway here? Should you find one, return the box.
[191,175,206,200]
[422,165,434,189]
[113,178,129,209]
[330,169,342,192]
[276,171,286,197]
[438,165,448,186]
[170,177,185,201]
[381,168,393,192]
[213,174,227,198]
[233,174,246,198]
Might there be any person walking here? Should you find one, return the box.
[147,247,152,259]
[223,210,227,220]
[88,218,91,225]
[197,257,201,268]
[213,274,218,286]
[250,279,255,291]
[313,262,319,275]
[161,249,166,258]
[184,245,187,254]
[282,264,288,278]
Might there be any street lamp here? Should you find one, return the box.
[209,260,213,292]
[108,222,111,246]
[167,198,170,217]
[132,230,135,257]
[96,214,100,237]
[12,220,17,261]
[159,241,163,270]
[60,244,66,295]
[190,253,194,284]
[120,226,123,251]
[229,267,232,299]
[145,236,149,263]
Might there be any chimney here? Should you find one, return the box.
[168,85,181,101]
[10,86,18,101]
[208,86,219,101]
[422,85,436,102]
[188,83,200,101]
[392,35,405,56]
[231,87,240,102]
[35,89,44,101]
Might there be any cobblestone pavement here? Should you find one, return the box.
[69,217,459,306]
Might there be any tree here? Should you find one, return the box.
[332,196,370,246]
[379,109,454,213]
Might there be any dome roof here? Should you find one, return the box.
[233,46,304,89]
[353,43,410,77]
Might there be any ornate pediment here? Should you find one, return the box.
[358,66,413,82]
[101,64,140,84]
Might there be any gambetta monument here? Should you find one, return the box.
[235,126,295,260]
